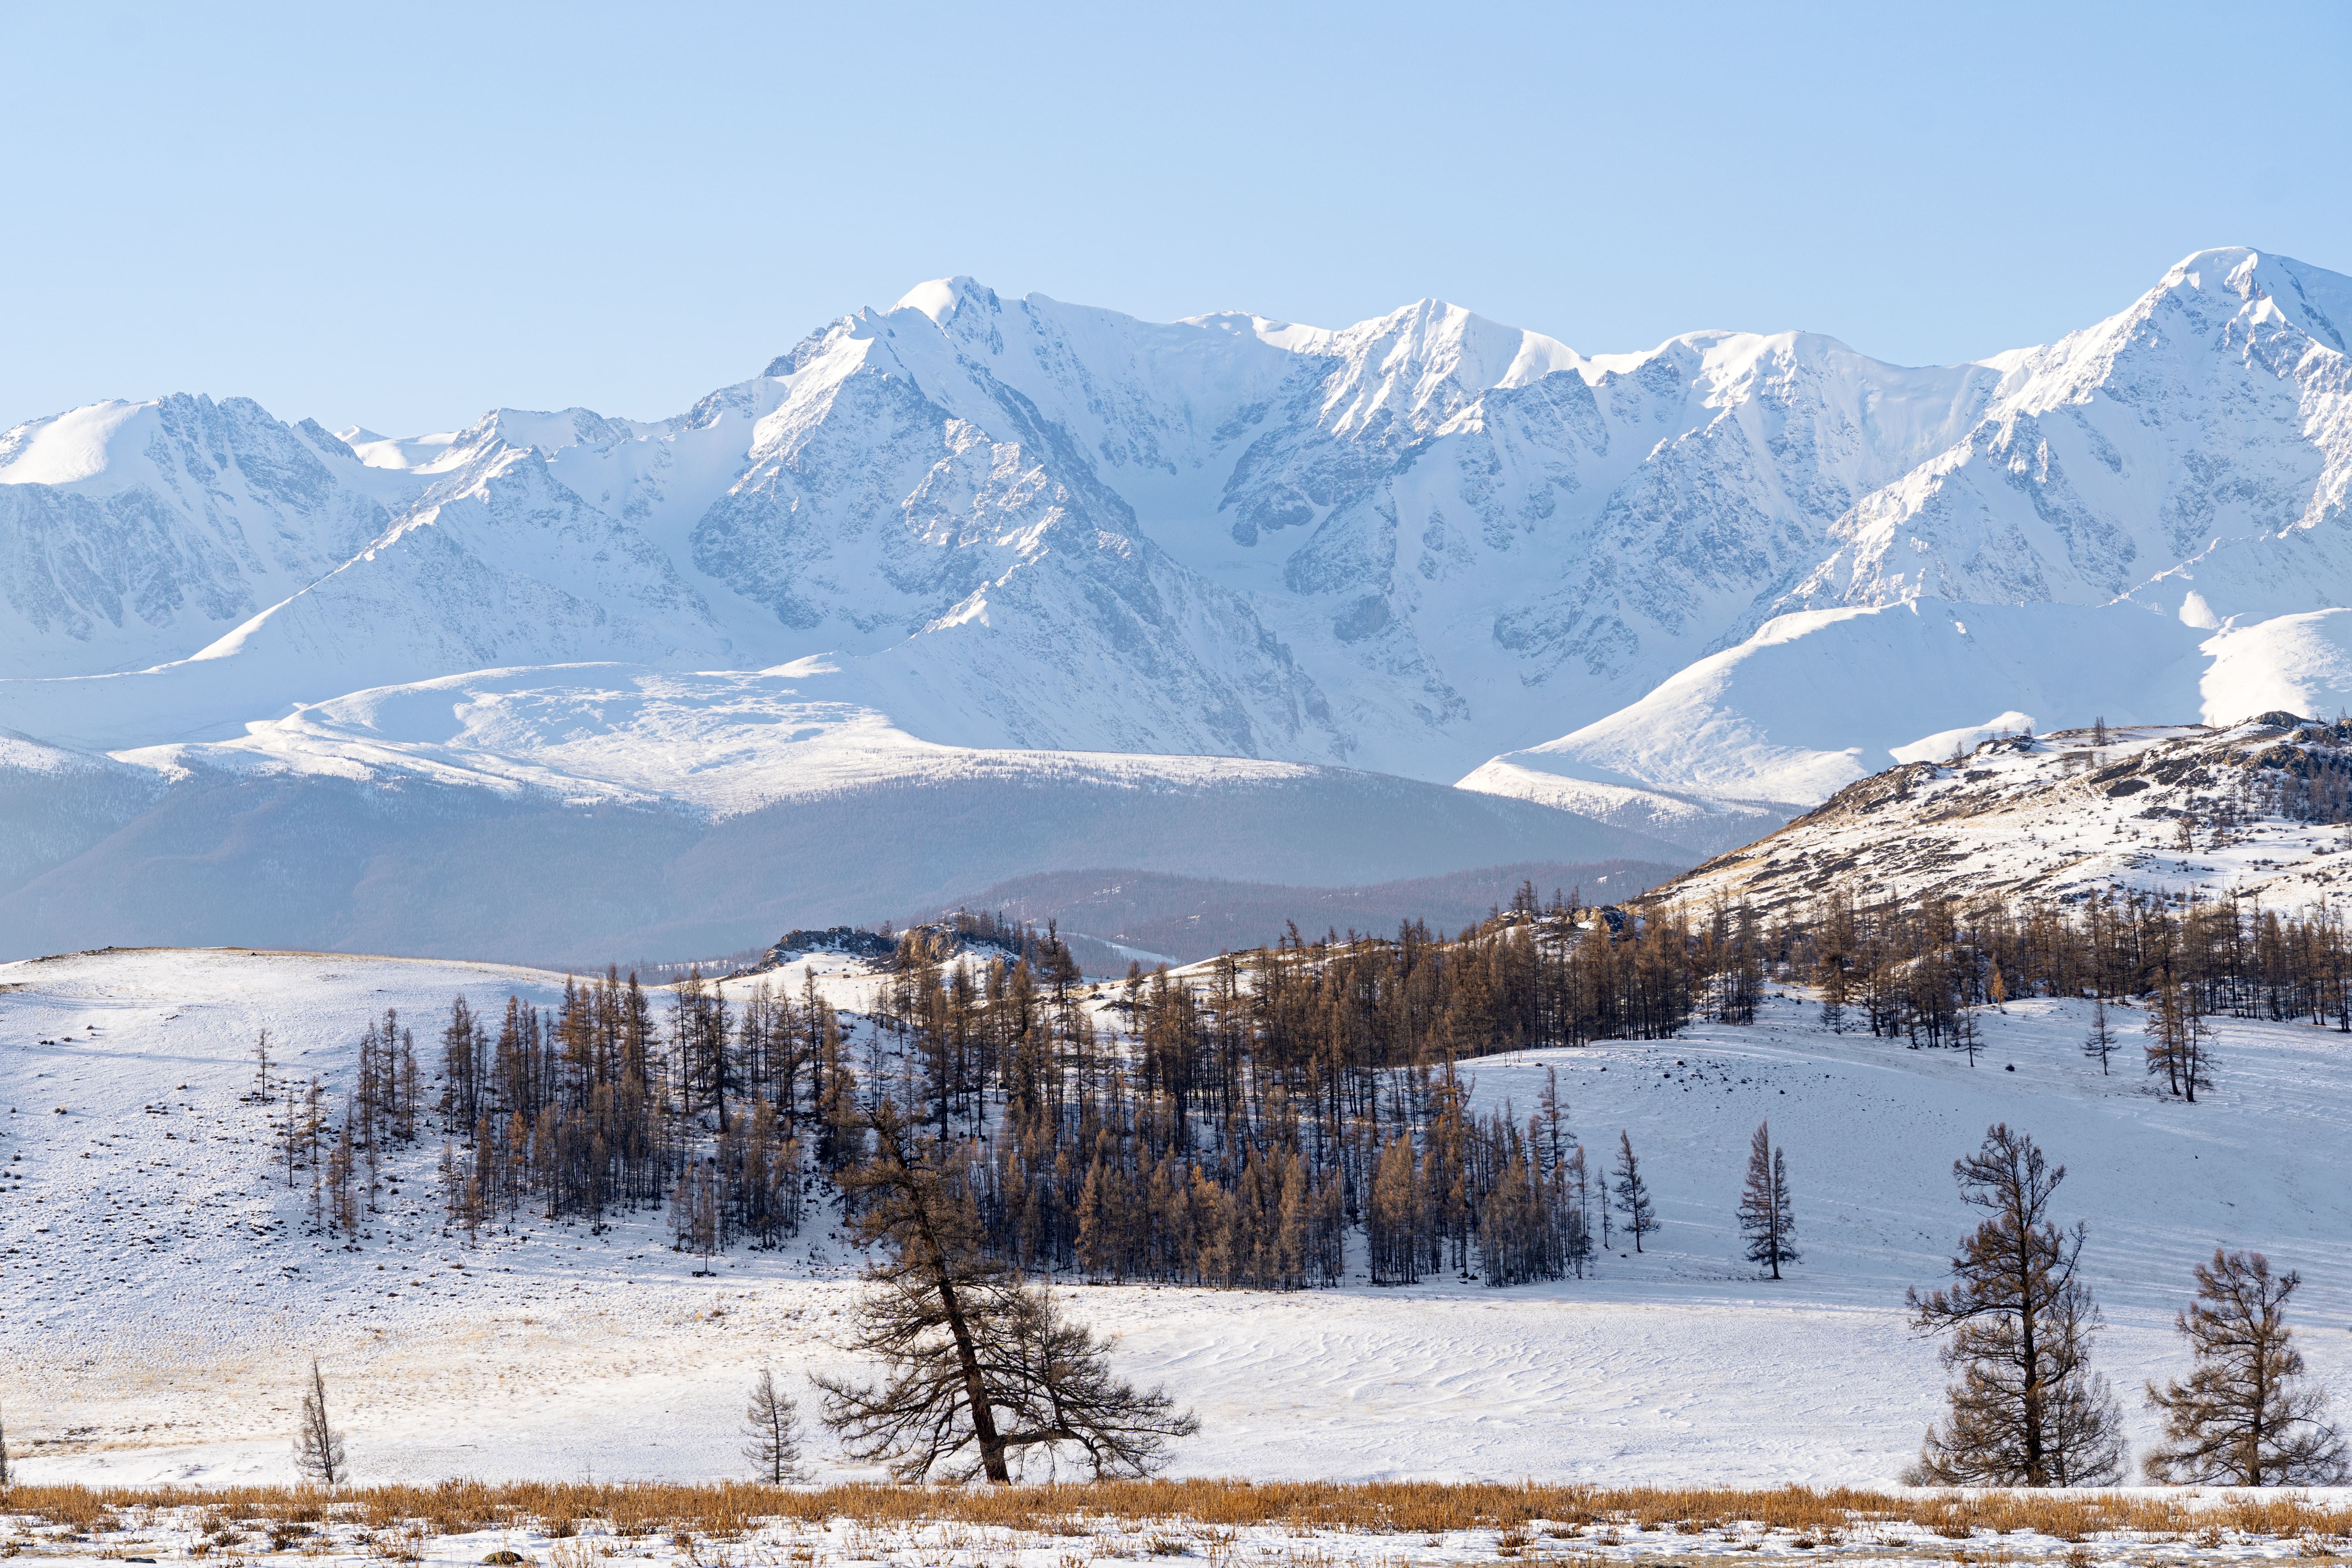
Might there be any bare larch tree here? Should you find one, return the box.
[2144,981,2215,1101]
[813,1102,1198,1483]
[742,1367,806,1484]
[2143,1249,2347,1484]
[2081,997,2119,1075]
[1612,1130,1656,1252]
[293,1359,347,1486]
[1907,1123,2125,1486]
[1736,1120,1798,1279]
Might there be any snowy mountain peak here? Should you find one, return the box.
[0,393,342,493]
[2190,246,2352,353]
[345,407,650,474]
[2113,245,2352,354]
[1305,298,1585,433]
[2070,245,2352,390]
[466,405,649,457]
[339,423,463,470]
[1756,245,2352,642]
[892,274,1000,324]
[0,397,153,485]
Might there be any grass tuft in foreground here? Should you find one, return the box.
[5,1479,2352,1546]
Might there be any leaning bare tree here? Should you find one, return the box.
[2144,1249,2347,1484]
[813,1102,1198,1482]
[1906,1123,2125,1486]
[293,1359,347,1486]
[742,1367,806,1484]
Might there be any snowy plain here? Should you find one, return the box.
[2,947,2347,1491]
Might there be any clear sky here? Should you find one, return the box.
[5,1,2348,437]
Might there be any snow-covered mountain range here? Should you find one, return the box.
[5,247,2352,958]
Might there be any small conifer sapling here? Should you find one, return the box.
[1953,1002,1983,1067]
[742,1367,806,1485]
[294,1359,347,1486]
[2082,997,2118,1076]
[1612,1131,1656,1253]
[1815,951,1849,1033]
[1736,1120,1798,1279]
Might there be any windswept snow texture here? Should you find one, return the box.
[2,948,2349,1485]
[5,248,2352,938]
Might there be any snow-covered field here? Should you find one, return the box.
[4,947,2349,1489]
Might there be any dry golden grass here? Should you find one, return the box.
[3,1480,2349,1546]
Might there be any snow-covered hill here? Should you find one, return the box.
[4,947,2349,1485]
[1635,713,2352,918]
[1459,601,2212,833]
[7,249,2352,953]
[0,677,1685,965]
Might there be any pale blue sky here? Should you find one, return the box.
[5,1,2348,437]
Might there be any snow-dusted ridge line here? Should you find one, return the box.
[1633,713,2352,917]
[110,663,1345,818]
[0,695,1688,965]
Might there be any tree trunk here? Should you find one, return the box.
[2014,1214,2045,1484]
[931,1266,1010,1483]
[895,1137,1012,1484]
